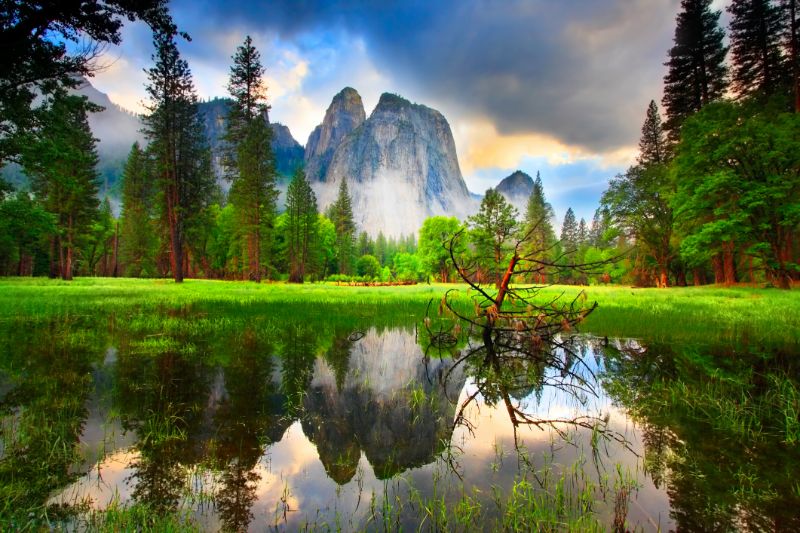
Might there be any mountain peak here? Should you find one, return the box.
[495,170,534,211]
[376,92,412,111]
[305,87,367,182]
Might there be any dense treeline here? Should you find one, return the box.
[1,0,797,287]
[599,0,800,289]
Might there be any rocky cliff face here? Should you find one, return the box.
[271,122,304,178]
[495,170,534,212]
[317,92,474,237]
[304,87,366,183]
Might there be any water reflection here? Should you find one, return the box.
[602,339,800,531]
[302,328,465,482]
[0,305,797,531]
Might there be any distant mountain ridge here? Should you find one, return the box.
[5,82,554,237]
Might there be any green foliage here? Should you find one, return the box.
[0,191,54,275]
[119,143,157,277]
[84,197,116,276]
[728,0,787,99]
[356,254,381,278]
[601,101,675,286]
[22,91,101,280]
[315,214,337,278]
[520,171,557,274]
[672,100,800,287]
[393,252,425,282]
[468,189,518,285]
[417,216,462,282]
[285,168,318,282]
[223,36,277,282]
[328,180,356,275]
[143,31,215,283]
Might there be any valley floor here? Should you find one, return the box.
[1,277,798,346]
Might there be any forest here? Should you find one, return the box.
[0,0,798,289]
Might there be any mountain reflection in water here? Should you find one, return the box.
[3,308,795,531]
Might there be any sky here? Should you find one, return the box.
[89,0,731,225]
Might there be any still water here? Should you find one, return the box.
[1,303,798,530]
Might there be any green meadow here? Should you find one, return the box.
[1,277,798,346]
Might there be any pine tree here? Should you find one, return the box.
[85,197,116,275]
[560,208,578,250]
[224,36,277,282]
[23,91,100,280]
[468,188,518,287]
[638,101,668,165]
[662,0,729,141]
[119,142,157,277]
[782,0,800,110]
[521,172,555,266]
[285,168,318,283]
[329,179,356,275]
[589,207,612,248]
[143,32,214,283]
[577,218,588,246]
[728,0,786,99]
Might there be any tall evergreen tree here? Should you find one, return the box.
[285,168,318,283]
[639,101,669,165]
[589,207,612,248]
[469,188,518,287]
[662,0,729,141]
[143,32,214,283]
[223,36,277,282]
[728,0,786,99]
[23,91,100,280]
[521,172,556,275]
[782,0,800,110]
[560,208,578,250]
[577,218,589,247]
[119,142,157,277]
[328,179,356,275]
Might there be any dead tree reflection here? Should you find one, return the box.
[423,224,630,451]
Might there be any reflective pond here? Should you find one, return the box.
[0,302,798,531]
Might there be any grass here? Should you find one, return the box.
[0,277,798,346]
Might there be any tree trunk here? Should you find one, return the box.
[17,246,24,276]
[63,245,73,281]
[167,190,183,283]
[658,264,669,288]
[722,241,736,286]
[712,253,724,284]
[49,236,59,278]
[692,268,703,286]
[58,237,66,279]
[112,222,119,277]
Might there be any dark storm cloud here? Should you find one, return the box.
[170,0,683,153]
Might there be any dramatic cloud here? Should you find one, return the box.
[88,0,734,218]
[163,0,685,153]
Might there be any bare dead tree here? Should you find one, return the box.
[422,221,632,455]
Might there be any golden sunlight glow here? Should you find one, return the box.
[453,118,637,175]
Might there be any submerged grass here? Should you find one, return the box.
[0,277,798,345]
